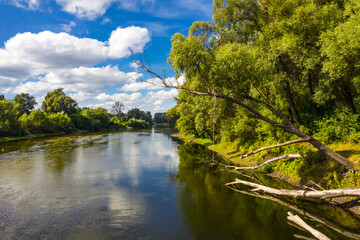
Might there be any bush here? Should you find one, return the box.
[49,113,74,132]
[127,118,150,129]
[314,109,360,143]
[110,116,127,129]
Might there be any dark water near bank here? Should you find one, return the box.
[0,129,359,239]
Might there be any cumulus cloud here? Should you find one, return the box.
[60,21,76,32]
[92,88,178,113]
[55,0,116,20]
[0,26,150,83]
[55,0,157,20]
[146,89,178,105]
[11,65,142,100]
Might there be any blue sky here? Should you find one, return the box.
[0,0,212,113]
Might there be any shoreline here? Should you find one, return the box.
[170,132,360,215]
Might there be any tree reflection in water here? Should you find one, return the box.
[175,142,360,240]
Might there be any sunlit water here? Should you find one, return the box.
[0,129,359,239]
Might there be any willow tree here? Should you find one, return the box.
[137,0,360,169]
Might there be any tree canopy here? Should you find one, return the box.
[139,0,360,169]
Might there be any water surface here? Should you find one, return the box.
[0,129,359,239]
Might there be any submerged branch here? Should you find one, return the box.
[226,179,360,199]
[287,212,330,240]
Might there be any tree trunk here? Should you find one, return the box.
[307,74,318,119]
[342,86,357,114]
[281,125,355,169]
[285,80,302,127]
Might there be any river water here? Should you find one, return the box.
[0,129,359,239]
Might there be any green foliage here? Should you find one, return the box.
[127,108,152,124]
[314,110,360,143]
[127,118,150,129]
[42,88,78,115]
[110,116,127,128]
[0,100,22,136]
[327,171,360,189]
[13,93,37,115]
[49,113,74,132]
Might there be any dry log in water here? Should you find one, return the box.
[225,186,360,240]
[287,212,330,240]
[229,154,302,170]
[226,179,360,199]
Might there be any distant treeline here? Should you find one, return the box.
[0,88,174,137]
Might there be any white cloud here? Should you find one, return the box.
[146,89,178,105]
[129,61,139,68]
[0,26,150,84]
[96,92,143,103]
[108,27,150,58]
[11,65,142,98]
[93,88,178,113]
[120,80,162,92]
[120,76,185,92]
[101,17,112,25]
[55,0,116,20]
[9,0,40,10]
[60,21,76,33]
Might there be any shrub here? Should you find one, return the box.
[127,118,150,129]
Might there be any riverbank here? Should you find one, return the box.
[171,132,360,214]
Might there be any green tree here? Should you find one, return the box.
[14,93,37,115]
[138,0,358,168]
[127,108,152,124]
[0,100,22,136]
[42,88,78,115]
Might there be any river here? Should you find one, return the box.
[0,129,359,239]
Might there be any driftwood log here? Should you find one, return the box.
[226,179,360,199]
[287,212,330,240]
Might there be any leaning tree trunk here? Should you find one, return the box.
[282,125,354,169]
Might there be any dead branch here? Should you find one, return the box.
[287,212,330,240]
[226,179,360,199]
[229,154,302,170]
[293,234,317,240]
[240,139,310,159]
[226,186,360,239]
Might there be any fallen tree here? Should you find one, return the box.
[225,179,360,199]
[226,186,360,240]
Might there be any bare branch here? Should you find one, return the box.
[240,138,310,159]
[287,212,330,240]
[226,179,360,199]
[227,154,303,170]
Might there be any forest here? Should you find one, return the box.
[0,88,158,138]
[150,0,360,189]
